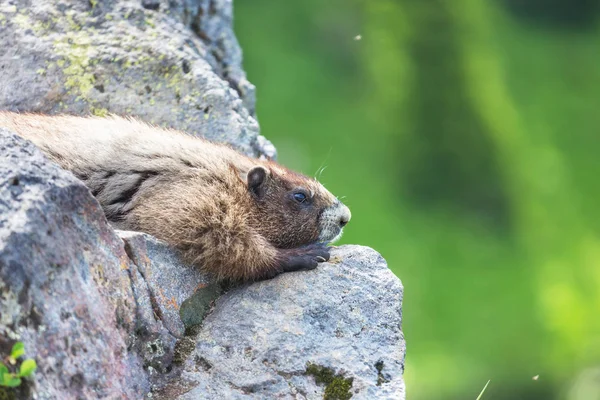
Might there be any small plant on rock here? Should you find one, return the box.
[0,342,37,387]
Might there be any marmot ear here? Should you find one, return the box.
[247,166,269,197]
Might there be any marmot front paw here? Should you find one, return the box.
[278,243,331,273]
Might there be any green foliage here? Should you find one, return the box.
[235,0,600,398]
[18,360,36,378]
[0,342,37,388]
[9,344,24,361]
[0,374,20,389]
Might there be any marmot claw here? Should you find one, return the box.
[279,243,331,273]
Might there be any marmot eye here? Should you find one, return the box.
[293,192,308,203]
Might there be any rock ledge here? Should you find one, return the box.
[0,130,405,399]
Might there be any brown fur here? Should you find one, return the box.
[0,112,351,281]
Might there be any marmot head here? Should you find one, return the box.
[245,163,351,249]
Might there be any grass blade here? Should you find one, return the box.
[476,380,491,400]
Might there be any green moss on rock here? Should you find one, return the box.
[305,363,354,400]
[172,336,196,365]
[0,387,16,400]
[179,283,221,329]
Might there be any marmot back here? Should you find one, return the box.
[0,112,351,281]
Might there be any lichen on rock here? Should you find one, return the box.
[0,0,272,157]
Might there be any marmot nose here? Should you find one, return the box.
[338,204,351,227]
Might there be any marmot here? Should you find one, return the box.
[0,112,351,281]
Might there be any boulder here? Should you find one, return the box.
[0,0,275,158]
[165,245,406,400]
[0,129,151,398]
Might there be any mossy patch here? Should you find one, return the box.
[179,282,221,329]
[0,386,16,400]
[305,363,353,400]
[172,337,195,365]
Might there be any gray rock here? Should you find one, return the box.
[0,0,274,158]
[0,130,223,398]
[0,128,148,398]
[118,231,219,338]
[157,245,406,400]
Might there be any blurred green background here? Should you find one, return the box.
[235,0,600,399]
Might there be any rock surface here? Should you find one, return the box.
[0,0,275,158]
[0,0,406,398]
[0,130,229,398]
[118,231,218,338]
[0,129,405,399]
[0,129,149,398]
[167,245,406,400]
